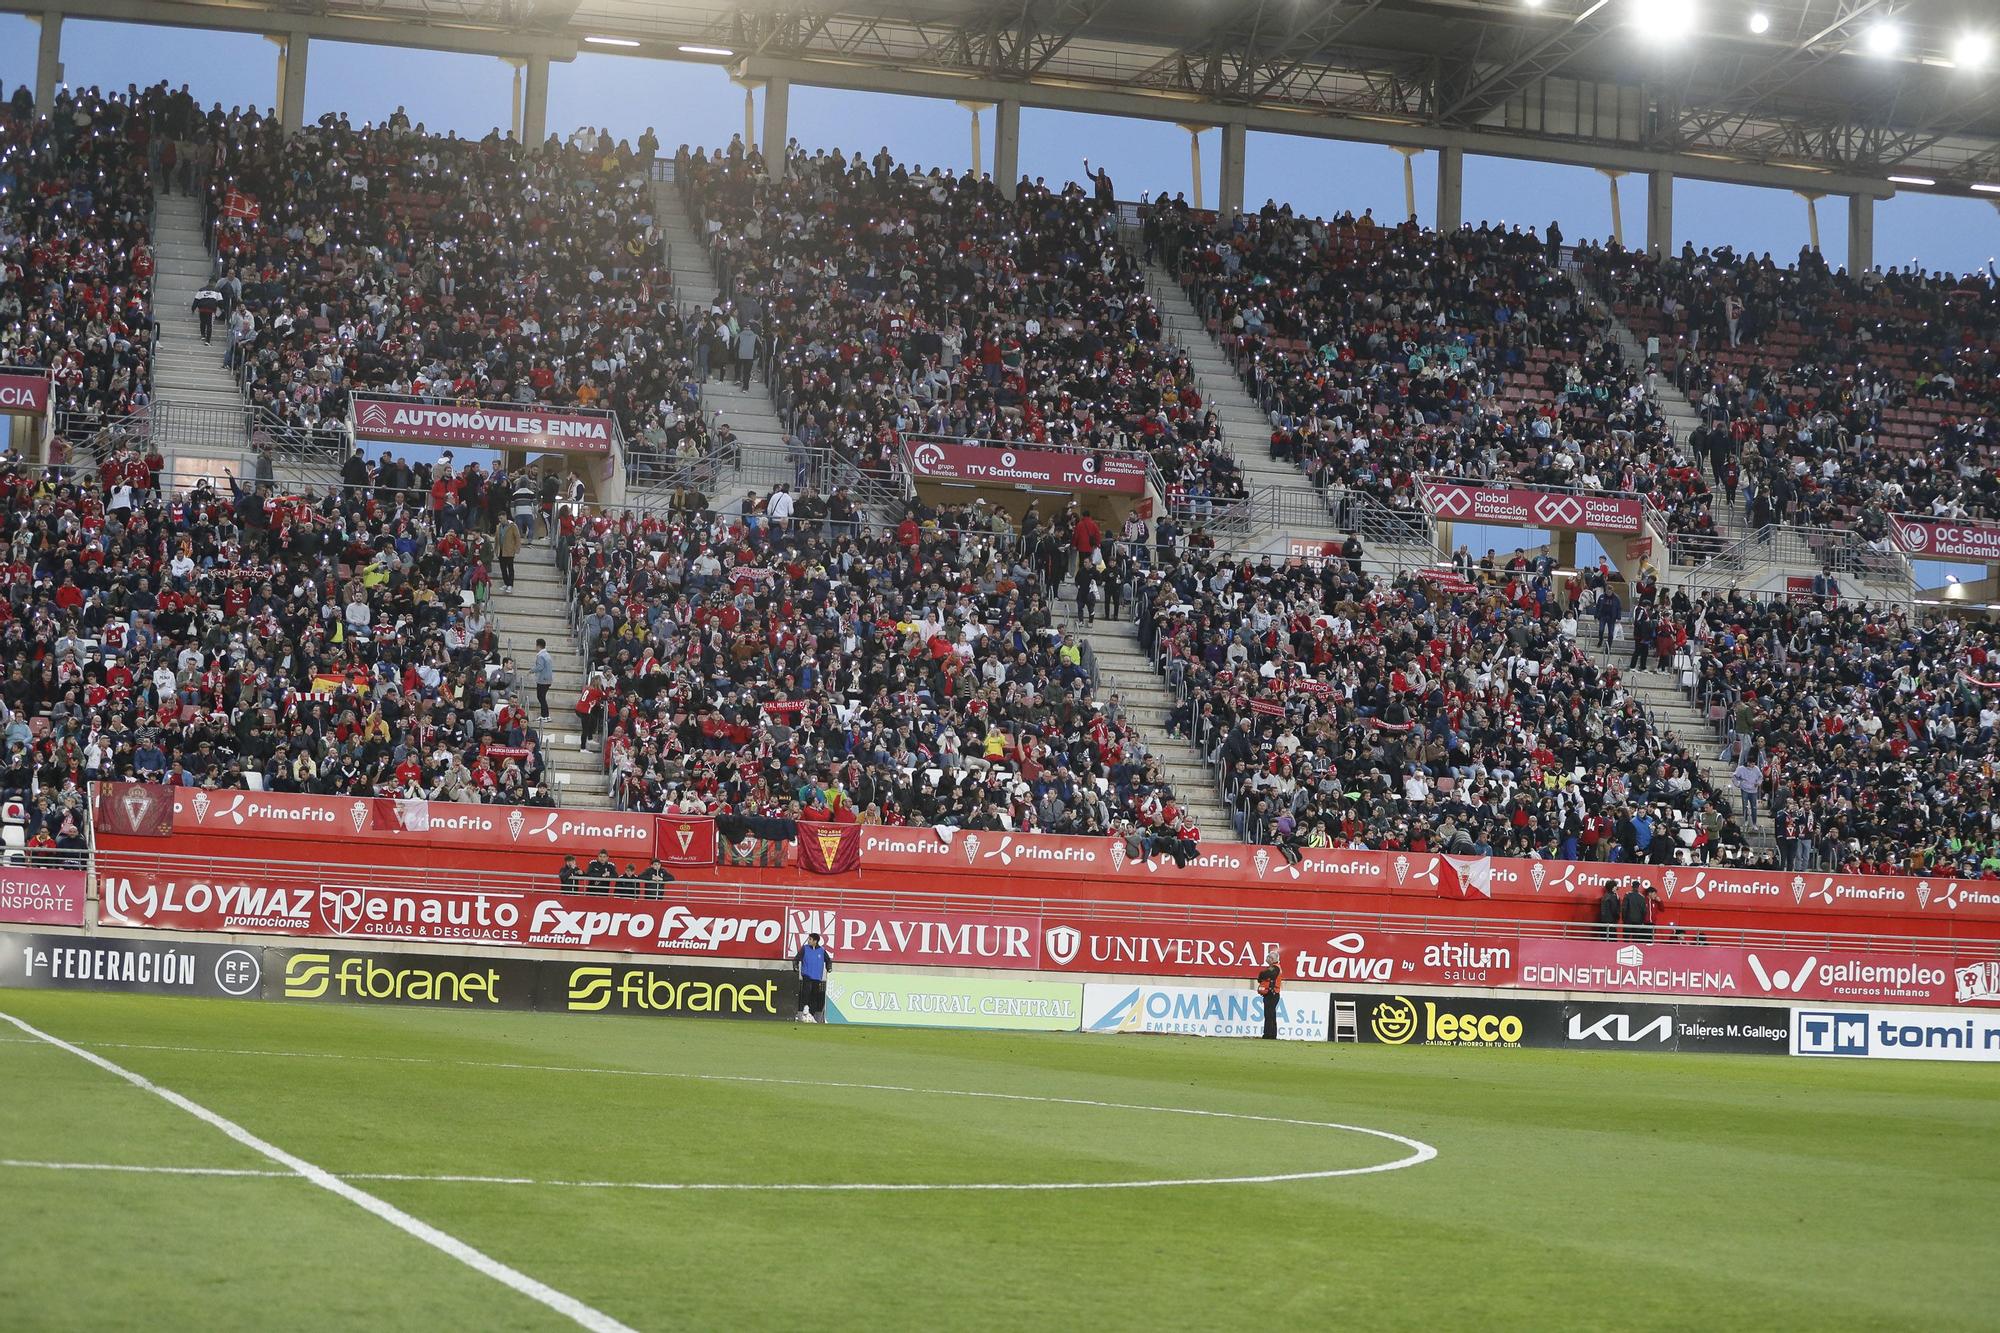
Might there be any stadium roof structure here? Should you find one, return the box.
[12,0,2000,197]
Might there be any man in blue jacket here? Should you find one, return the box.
[795,932,832,1023]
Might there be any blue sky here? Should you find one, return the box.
[1,15,1994,274]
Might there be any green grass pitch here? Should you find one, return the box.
[2,990,1995,1330]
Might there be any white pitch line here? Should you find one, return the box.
[0,1012,636,1333]
[0,1036,1439,1190]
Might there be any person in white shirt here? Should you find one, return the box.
[765,485,795,526]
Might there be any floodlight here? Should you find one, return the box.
[1632,0,1698,43]
[1864,21,1901,57]
[1952,32,1993,69]
[584,35,640,48]
[1748,12,1770,35]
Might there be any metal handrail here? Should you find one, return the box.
[83,845,2000,958]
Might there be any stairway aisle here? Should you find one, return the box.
[650,179,795,515]
[149,192,254,477]
[491,543,611,806]
[1577,638,1776,852]
[1076,611,1239,843]
[1564,265,1747,544]
[1144,263,1306,500]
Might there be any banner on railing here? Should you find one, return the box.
[656,814,718,867]
[0,867,87,927]
[350,393,616,456]
[0,367,52,413]
[1421,478,1644,534]
[1887,514,2000,563]
[904,439,1147,495]
[131,786,658,862]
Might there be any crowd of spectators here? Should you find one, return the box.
[1,82,160,433]
[559,489,1201,844]
[675,141,1247,517]
[1658,587,2000,876]
[0,447,559,861]
[1152,200,1726,558]
[1131,533,1759,867]
[1573,238,1999,543]
[192,108,713,475]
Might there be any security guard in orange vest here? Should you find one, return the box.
[1255,953,1282,1040]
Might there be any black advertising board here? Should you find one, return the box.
[1333,991,1789,1056]
[536,959,796,1020]
[265,946,540,1010]
[0,931,265,1000]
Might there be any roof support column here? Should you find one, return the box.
[1796,190,1826,253]
[957,100,993,179]
[521,53,549,149]
[1646,169,1674,255]
[1846,193,1874,272]
[273,31,309,130]
[1176,123,1213,211]
[1392,146,1421,223]
[1218,121,1246,218]
[992,98,1020,195]
[34,11,63,112]
[762,75,789,173]
[1598,168,1625,246]
[1436,144,1464,232]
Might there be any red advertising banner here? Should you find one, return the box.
[0,866,87,927]
[0,367,53,413]
[97,868,788,957]
[158,788,657,862]
[1514,938,2000,1008]
[782,905,1040,968]
[1888,514,2000,563]
[655,815,718,868]
[351,393,616,456]
[795,822,861,875]
[845,828,2000,926]
[905,439,1147,495]
[1421,478,1644,534]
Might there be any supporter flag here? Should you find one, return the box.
[1248,698,1285,718]
[1438,854,1493,899]
[796,821,862,875]
[656,814,718,867]
[723,837,787,868]
[221,189,261,221]
[94,781,174,837]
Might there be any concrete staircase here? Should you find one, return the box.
[1578,638,1775,851]
[1565,264,1748,546]
[650,180,796,516]
[149,193,252,478]
[1076,611,1239,842]
[490,542,611,806]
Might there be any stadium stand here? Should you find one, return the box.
[1571,239,2000,539]
[0,83,159,433]
[0,449,556,839]
[674,141,1248,518]
[1132,538,1758,867]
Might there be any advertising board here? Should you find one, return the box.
[905,439,1148,495]
[0,367,52,413]
[783,906,1040,968]
[351,393,616,456]
[0,866,87,927]
[1421,478,1644,534]
[0,932,264,999]
[1041,919,1518,987]
[1081,983,1330,1041]
[823,972,1083,1031]
[542,960,792,1020]
[267,947,537,1010]
[1790,1006,2000,1063]
[1887,514,2000,563]
[1340,992,1791,1055]
[97,870,790,959]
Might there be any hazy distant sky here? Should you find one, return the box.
[2,16,1995,275]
